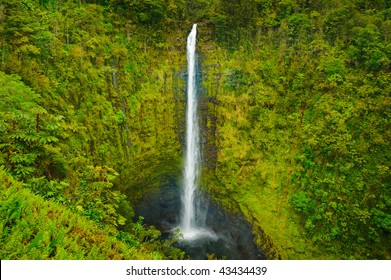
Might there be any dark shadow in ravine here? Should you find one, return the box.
[133,177,266,260]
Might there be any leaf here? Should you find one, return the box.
[27,231,44,253]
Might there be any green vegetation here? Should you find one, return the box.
[0,0,390,259]
[0,168,183,259]
[199,0,391,259]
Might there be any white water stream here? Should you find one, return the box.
[179,24,215,240]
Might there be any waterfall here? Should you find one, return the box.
[180,23,199,236]
[178,24,215,240]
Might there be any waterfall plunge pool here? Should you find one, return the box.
[133,178,266,260]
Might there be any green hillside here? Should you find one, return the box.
[0,0,390,259]
[0,168,183,259]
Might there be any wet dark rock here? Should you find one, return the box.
[134,178,266,260]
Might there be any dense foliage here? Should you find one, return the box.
[199,0,391,259]
[0,168,183,259]
[0,0,390,259]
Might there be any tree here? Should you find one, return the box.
[0,71,64,180]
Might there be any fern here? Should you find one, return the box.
[1,198,23,228]
[27,231,44,253]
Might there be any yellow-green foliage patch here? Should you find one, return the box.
[0,169,163,260]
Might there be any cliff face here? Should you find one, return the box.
[195,17,390,259]
[195,24,303,259]
[1,1,390,260]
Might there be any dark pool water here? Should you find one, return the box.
[134,178,266,260]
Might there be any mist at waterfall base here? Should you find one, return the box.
[134,179,265,260]
[133,24,265,260]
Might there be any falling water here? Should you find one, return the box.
[178,24,214,240]
[179,23,199,237]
